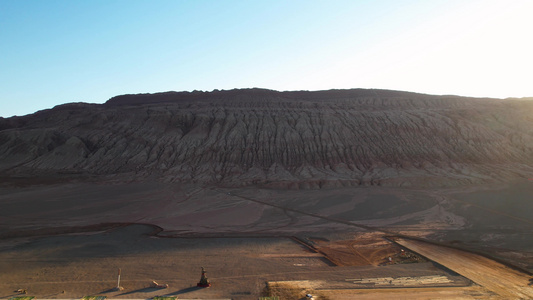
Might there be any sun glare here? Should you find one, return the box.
[312,0,533,98]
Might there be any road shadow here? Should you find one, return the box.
[164,286,201,296]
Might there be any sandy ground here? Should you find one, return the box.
[319,286,500,300]
[1,179,532,299]
[395,238,533,299]
[0,225,467,300]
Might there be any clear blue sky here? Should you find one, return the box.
[1,0,532,117]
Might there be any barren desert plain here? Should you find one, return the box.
[1,89,533,299]
[1,176,533,299]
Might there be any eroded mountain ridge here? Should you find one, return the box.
[1,88,532,188]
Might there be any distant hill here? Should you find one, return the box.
[1,88,532,188]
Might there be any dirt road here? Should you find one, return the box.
[396,238,533,299]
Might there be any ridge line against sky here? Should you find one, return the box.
[1,0,532,117]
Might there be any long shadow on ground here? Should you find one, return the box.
[164,286,201,296]
[116,287,161,296]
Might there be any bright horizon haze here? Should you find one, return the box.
[1,0,532,117]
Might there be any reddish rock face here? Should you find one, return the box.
[1,88,532,188]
